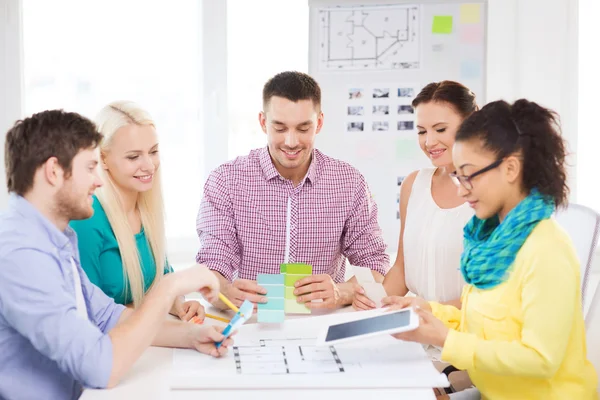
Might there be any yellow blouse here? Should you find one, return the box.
[431,219,598,399]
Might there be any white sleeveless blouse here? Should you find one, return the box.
[403,168,473,302]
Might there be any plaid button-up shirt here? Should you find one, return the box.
[196,147,389,282]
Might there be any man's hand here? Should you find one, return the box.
[222,279,268,308]
[392,306,449,348]
[352,286,376,311]
[294,274,354,309]
[173,299,205,322]
[186,324,234,358]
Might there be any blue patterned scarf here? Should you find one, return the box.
[460,189,555,289]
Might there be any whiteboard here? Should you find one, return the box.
[309,0,487,252]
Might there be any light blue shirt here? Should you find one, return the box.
[0,194,125,400]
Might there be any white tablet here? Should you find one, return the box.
[316,308,419,346]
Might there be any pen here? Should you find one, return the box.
[218,293,244,316]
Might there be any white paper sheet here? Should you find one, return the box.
[360,282,388,308]
[318,4,421,71]
[353,266,388,307]
[352,266,376,283]
[171,312,448,390]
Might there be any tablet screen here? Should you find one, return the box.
[325,310,410,342]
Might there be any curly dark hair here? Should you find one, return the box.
[262,71,321,111]
[5,109,102,195]
[456,99,569,207]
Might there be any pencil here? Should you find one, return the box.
[218,293,242,315]
[191,314,231,324]
[205,313,230,323]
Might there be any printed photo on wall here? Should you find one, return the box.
[373,88,390,98]
[348,106,364,116]
[396,177,405,219]
[397,121,415,131]
[398,88,414,97]
[349,88,363,99]
[398,105,414,114]
[373,105,390,115]
[373,121,389,131]
[348,122,364,132]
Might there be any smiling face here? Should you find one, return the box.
[415,101,465,168]
[259,96,324,181]
[101,123,160,196]
[55,147,103,220]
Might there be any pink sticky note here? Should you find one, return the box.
[459,24,483,45]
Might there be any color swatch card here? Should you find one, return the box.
[257,274,285,323]
[281,263,312,314]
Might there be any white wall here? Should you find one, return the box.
[164,0,229,265]
[487,0,578,199]
[0,0,23,210]
[577,0,599,214]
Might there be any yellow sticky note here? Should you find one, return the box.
[460,3,481,24]
[432,16,453,34]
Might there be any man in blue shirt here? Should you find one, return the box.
[0,110,232,400]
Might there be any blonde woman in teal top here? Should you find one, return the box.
[71,195,173,305]
[71,101,204,321]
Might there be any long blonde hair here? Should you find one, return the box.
[94,101,166,307]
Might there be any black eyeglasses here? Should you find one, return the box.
[450,159,504,190]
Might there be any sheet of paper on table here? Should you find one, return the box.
[171,311,448,390]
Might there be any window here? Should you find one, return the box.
[22,0,203,242]
[227,0,309,159]
[577,0,600,212]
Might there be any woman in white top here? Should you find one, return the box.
[354,81,477,309]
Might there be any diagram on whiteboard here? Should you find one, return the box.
[318,4,420,71]
[233,338,347,375]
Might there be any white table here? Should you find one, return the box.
[82,302,437,400]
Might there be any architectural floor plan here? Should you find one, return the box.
[233,338,345,375]
[318,4,420,71]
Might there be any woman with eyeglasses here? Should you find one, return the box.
[354,81,475,311]
[386,99,598,399]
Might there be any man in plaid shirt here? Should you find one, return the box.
[196,71,390,310]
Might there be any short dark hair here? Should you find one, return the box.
[412,81,478,118]
[5,109,103,195]
[456,99,569,207]
[262,71,321,111]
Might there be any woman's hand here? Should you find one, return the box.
[352,286,376,310]
[381,295,432,312]
[173,298,205,322]
[392,306,449,348]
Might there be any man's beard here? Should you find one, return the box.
[55,182,93,222]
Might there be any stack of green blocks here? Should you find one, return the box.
[281,263,312,314]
